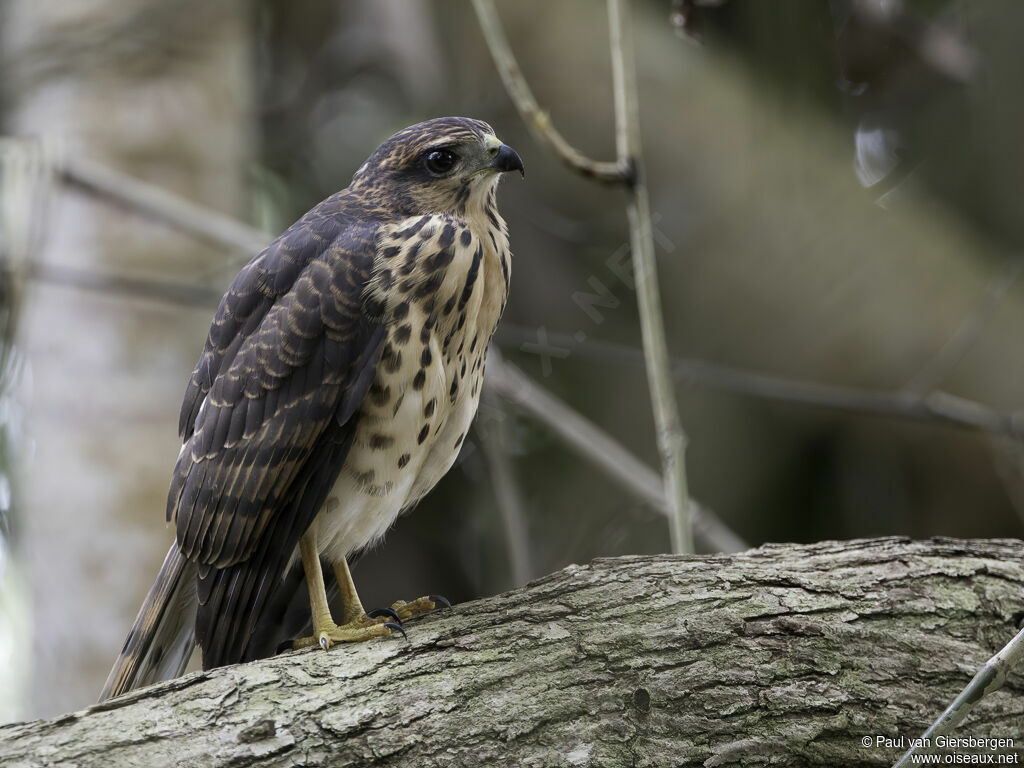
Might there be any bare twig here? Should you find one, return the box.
[470,0,630,184]
[892,623,1024,767]
[59,153,270,256]
[474,0,695,553]
[486,353,747,554]
[22,261,223,307]
[496,324,1024,438]
[608,0,693,554]
[477,382,533,586]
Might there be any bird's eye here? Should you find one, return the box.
[424,149,458,176]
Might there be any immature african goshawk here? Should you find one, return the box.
[100,117,524,700]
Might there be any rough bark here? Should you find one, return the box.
[2,537,1023,768]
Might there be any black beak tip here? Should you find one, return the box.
[492,144,525,178]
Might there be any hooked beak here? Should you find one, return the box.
[490,143,525,177]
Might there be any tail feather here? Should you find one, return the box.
[99,544,197,702]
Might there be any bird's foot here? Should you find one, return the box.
[373,594,451,622]
[292,617,404,651]
[359,606,401,624]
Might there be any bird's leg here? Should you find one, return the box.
[335,558,436,629]
[333,557,376,625]
[292,523,393,651]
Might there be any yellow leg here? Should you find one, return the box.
[334,557,367,625]
[333,556,444,623]
[333,557,440,631]
[293,522,392,651]
[300,522,334,634]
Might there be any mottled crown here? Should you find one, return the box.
[348,117,504,217]
[355,117,496,178]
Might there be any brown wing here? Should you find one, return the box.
[192,331,385,667]
[165,193,391,667]
[168,193,385,570]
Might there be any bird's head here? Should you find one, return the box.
[350,116,524,217]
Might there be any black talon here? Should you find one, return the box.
[384,621,408,641]
[428,594,452,609]
[367,607,402,622]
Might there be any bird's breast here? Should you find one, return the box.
[316,210,510,561]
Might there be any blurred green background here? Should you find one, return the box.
[1,0,1023,721]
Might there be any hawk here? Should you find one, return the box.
[100,117,524,700]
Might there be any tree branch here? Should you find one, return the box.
[477,381,533,584]
[22,260,223,307]
[470,0,630,184]
[59,152,271,256]
[608,0,693,554]
[485,353,746,554]
[1,538,1022,767]
[895,623,1024,766]
[495,324,1024,439]
[473,0,695,553]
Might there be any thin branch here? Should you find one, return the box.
[474,0,697,554]
[608,0,693,554]
[485,353,747,554]
[892,623,1024,767]
[478,381,533,586]
[470,0,630,184]
[21,261,223,307]
[59,153,271,256]
[495,324,1024,439]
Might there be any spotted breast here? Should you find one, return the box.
[317,194,511,562]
